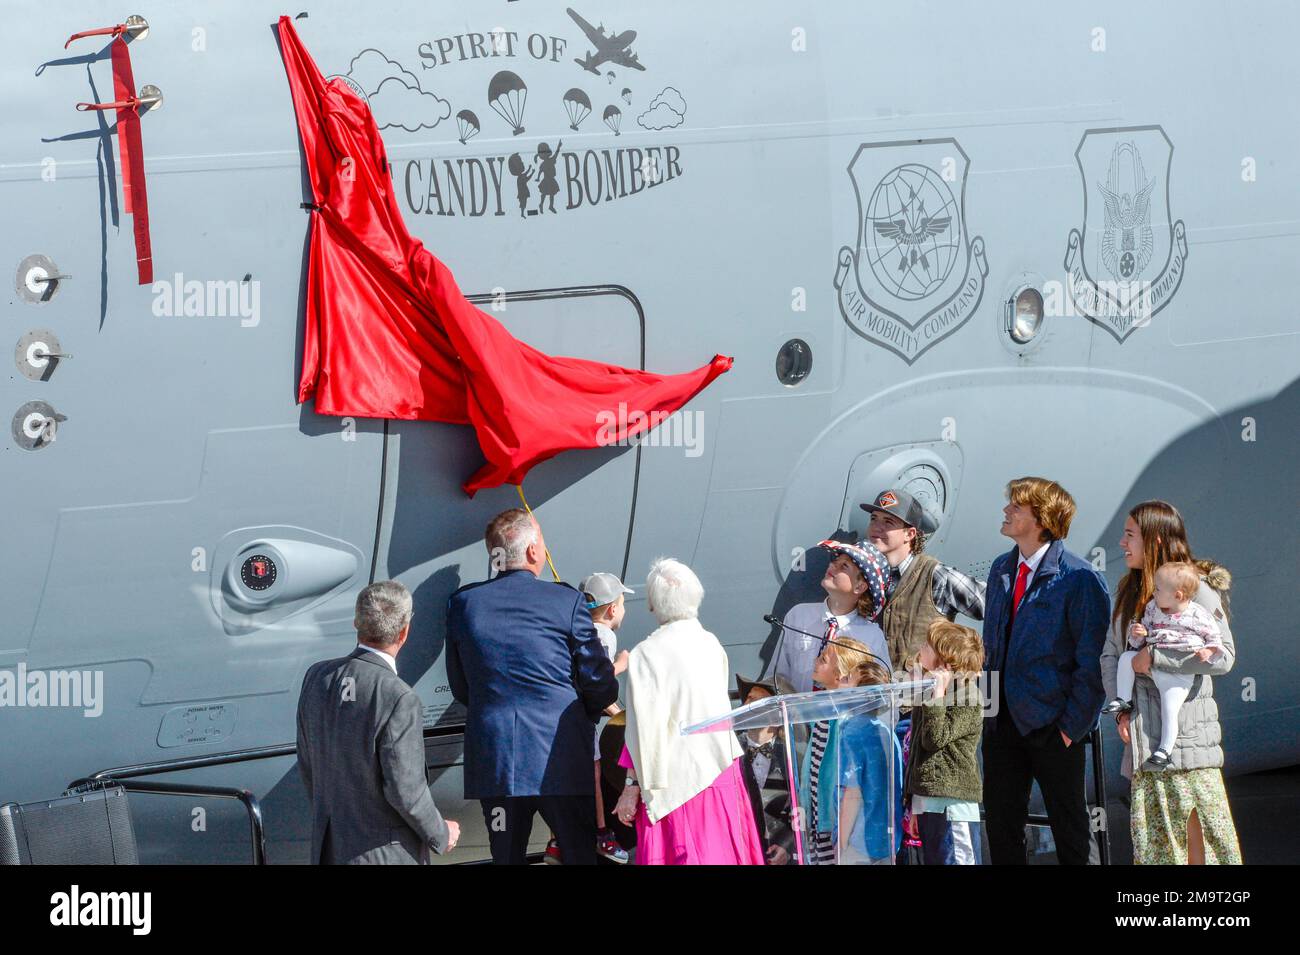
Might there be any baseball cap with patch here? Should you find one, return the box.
[579,572,634,609]
[860,488,939,535]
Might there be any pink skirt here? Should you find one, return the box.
[620,747,765,865]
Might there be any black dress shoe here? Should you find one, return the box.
[1146,748,1172,769]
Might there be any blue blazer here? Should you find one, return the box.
[445,569,619,799]
[981,539,1111,742]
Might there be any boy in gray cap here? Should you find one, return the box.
[544,572,633,864]
[581,573,634,673]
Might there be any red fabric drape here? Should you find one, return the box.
[68,24,153,284]
[275,17,731,495]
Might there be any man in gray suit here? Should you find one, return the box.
[297,580,460,864]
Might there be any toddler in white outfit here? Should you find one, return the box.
[1103,562,1223,768]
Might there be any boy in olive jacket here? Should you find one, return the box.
[905,620,985,865]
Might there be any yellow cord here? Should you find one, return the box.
[516,482,561,582]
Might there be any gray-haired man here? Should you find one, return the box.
[297,580,460,864]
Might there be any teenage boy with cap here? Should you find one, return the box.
[862,488,988,668]
[773,539,893,695]
[862,487,987,865]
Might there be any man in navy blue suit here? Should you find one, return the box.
[981,477,1110,865]
[445,508,619,864]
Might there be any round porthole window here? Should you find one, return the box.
[1008,286,1044,344]
[775,339,812,386]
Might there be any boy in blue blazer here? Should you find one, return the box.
[981,477,1110,865]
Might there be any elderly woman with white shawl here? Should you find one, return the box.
[612,558,766,864]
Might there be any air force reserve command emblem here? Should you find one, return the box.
[1063,126,1188,342]
[833,139,988,363]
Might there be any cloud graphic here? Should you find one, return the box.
[650,87,686,116]
[347,49,420,97]
[367,77,452,132]
[345,49,452,132]
[637,86,686,130]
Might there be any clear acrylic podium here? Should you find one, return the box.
[682,680,931,865]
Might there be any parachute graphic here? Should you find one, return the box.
[621,87,632,105]
[455,109,480,145]
[563,88,592,131]
[487,70,528,136]
[602,104,622,136]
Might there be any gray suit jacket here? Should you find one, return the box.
[296,647,450,864]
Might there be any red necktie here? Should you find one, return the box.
[1009,562,1031,625]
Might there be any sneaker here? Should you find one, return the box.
[596,828,629,864]
[542,838,562,865]
[1101,698,1131,715]
[1146,748,1172,770]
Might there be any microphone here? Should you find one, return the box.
[763,613,818,641]
[762,614,893,675]
[759,615,787,684]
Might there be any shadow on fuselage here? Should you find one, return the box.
[1095,374,1299,863]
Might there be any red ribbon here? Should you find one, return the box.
[70,29,152,284]
[64,24,126,49]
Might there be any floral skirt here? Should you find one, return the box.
[1130,767,1242,864]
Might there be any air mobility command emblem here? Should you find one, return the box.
[1063,126,1188,342]
[833,138,989,364]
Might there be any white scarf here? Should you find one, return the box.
[624,617,741,824]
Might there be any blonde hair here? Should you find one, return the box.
[1157,561,1201,598]
[926,619,984,682]
[826,637,889,687]
[586,594,622,623]
[1006,476,1076,542]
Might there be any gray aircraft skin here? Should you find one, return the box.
[2,1,1296,864]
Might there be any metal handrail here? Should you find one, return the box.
[66,725,464,865]
[67,744,299,865]
[68,776,267,864]
[67,743,293,865]
[71,723,463,785]
[72,742,298,785]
